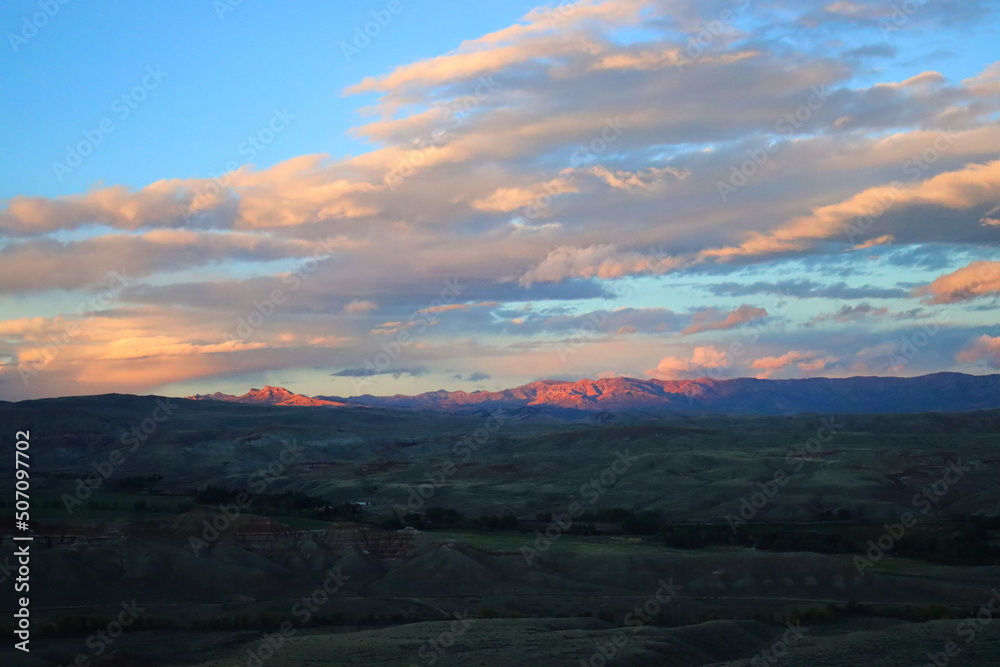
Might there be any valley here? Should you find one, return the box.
[2,390,999,665]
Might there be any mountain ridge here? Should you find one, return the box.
[183,372,1000,415]
[188,385,347,407]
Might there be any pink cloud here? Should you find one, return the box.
[956,335,1000,367]
[646,345,731,379]
[343,299,378,314]
[751,350,839,378]
[683,304,768,335]
[416,301,498,314]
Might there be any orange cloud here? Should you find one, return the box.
[701,159,1000,261]
[471,178,577,212]
[345,0,651,96]
[519,244,686,285]
[915,261,1000,303]
[852,234,894,250]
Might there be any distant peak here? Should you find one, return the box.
[187,385,345,407]
[255,385,291,393]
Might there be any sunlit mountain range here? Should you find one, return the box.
[186,372,1000,415]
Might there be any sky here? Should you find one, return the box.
[1,0,999,401]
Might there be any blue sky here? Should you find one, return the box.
[1,1,546,199]
[1,0,1000,400]
[4,0,997,201]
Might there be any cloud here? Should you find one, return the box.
[809,303,889,324]
[700,159,1000,263]
[0,231,321,294]
[797,356,838,372]
[453,371,491,382]
[0,307,356,397]
[914,261,1000,303]
[370,320,427,336]
[750,350,838,377]
[343,299,378,314]
[646,346,732,380]
[842,44,897,60]
[416,301,498,315]
[752,350,814,371]
[496,306,682,336]
[343,0,653,97]
[705,279,909,300]
[519,245,686,285]
[0,156,381,237]
[332,366,429,378]
[956,335,1000,368]
[852,234,894,250]
[683,305,768,335]
[582,165,688,192]
[471,178,577,213]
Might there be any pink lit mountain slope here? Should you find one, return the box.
[187,386,347,407]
